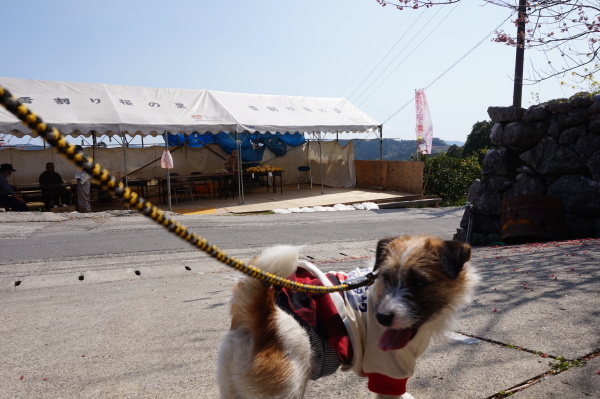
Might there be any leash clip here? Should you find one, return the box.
[343,272,378,290]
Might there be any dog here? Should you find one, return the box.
[217,235,477,398]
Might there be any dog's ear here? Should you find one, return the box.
[436,240,471,280]
[373,237,395,272]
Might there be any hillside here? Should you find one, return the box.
[339,138,449,161]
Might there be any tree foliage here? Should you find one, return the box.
[462,120,493,160]
[375,1,600,83]
[446,143,463,158]
[422,152,482,205]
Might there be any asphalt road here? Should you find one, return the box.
[2,207,599,398]
[0,207,464,263]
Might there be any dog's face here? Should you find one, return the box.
[371,235,473,351]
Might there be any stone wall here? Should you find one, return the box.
[454,94,600,245]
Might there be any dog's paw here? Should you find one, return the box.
[375,393,415,399]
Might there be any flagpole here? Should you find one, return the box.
[415,89,420,162]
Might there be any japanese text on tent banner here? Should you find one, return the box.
[415,89,433,155]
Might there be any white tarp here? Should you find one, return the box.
[0,141,356,187]
[0,77,380,138]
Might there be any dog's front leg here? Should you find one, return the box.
[375,393,415,399]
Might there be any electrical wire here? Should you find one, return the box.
[338,9,415,97]
[357,2,461,107]
[345,9,428,101]
[381,11,515,125]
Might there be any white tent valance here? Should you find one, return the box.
[0,77,380,138]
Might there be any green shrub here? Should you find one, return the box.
[422,153,481,206]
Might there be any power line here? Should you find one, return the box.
[338,10,415,98]
[381,12,515,125]
[356,1,461,107]
[345,9,428,101]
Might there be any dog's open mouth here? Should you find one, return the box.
[378,328,411,351]
[378,326,421,352]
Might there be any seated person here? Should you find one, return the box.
[0,163,29,212]
[224,150,239,173]
[39,162,70,210]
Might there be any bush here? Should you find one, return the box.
[422,153,481,206]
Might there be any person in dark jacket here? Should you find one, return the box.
[39,162,69,210]
[0,163,29,211]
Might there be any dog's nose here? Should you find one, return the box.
[376,312,394,327]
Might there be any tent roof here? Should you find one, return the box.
[0,77,380,138]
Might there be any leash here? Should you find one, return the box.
[0,85,377,294]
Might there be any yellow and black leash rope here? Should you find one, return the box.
[0,85,377,294]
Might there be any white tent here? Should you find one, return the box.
[0,77,381,206]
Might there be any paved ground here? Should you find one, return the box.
[0,211,599,398]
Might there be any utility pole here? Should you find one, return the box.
[513,0,527,108]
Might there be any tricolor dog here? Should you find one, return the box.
[217,235,478,398]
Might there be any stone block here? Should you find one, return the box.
[569,93,595,108]
[546,101,573,113]
[589,113,600,133]
[453,228,467,243]
[523,105,552,122]
[490,120,543,150]
[547,113,567,139]
[563,213,595,239]
[503,175,545,198]
[481,147,522,177]
[588,150,600,181]
[575,133,600,157]
[520,138,586,176]
[558,125,586,144]
[467,179,502,215]
[565,108,591,127]
[547,174,600,217]
[588,100,600,113]
[485,176,516,192]
[487,106,525,123]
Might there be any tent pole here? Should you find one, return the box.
[379,125,383,160]
[92,132,96,161]
[318,132,324,195]
[235,132,243,205]
[122,132,128,188]
[164,132,172,212]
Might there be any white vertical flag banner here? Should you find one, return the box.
[415,89,433,155]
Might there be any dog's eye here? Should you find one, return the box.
[413,276,428,288]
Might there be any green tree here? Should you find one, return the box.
[422,153,481,206]
[462,121,493,162]
[446,144,463,158]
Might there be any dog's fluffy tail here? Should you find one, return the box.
[228,245,301,330]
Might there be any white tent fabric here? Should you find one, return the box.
[0,77,380,137]
[0,141,356,187]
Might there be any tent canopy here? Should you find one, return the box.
[0,77,380,138]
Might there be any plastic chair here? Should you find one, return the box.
[297,166,312,189]
[170,174,194,204]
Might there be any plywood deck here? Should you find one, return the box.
[154,184,421,214]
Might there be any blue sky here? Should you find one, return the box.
[1,0,577,146]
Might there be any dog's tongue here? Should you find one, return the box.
[378,328,412,352]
